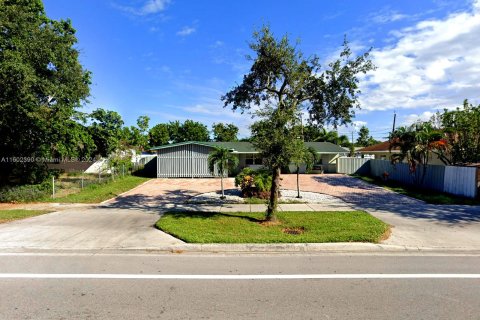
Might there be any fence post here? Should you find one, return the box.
[81,173,84,189]
[122,164,125,178]
[111,167,114,181]
[52,176,55,199]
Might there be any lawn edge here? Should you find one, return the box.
[99,178,153,204]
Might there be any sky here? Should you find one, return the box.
[42,0,480,141]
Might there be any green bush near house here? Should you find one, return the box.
[235,167,272,198]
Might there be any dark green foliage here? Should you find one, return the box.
[0,0,91,184]
[302,125,350,146]
[161,120,210,143]
[148,123,170,147]
[88,108,124,157]
[178,120,210,142]
[212,123,239,142]
[0,180,52,203]
[234,167,272,198]
[356,126,378,147]
[121,115,150,151]
[440,99,480,164]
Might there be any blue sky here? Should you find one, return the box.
[43,0,480,141]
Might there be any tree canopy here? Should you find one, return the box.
[212,123,239,142]
[222,26,374,219]
[356,125,378,147]
[440,99,480,165]
[0,0,91,183]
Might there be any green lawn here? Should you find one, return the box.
[352,174,480,205]
[0,209,52,223]
[46,175,150,203]
[156,211,390,243]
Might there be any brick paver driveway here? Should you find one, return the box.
[108,174,480,249]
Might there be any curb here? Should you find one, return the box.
[3,243,480,255]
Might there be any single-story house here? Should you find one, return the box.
[150,141,348,178]
[357,141,400,160]
[358,141,445,165]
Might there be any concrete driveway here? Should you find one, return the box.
[281,174,480,250]
[0,207,183,252]
[1,174,480,251]
[102,175,480,250]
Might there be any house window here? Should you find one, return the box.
[246,155,262,165]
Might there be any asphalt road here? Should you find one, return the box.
[1,253,480,319]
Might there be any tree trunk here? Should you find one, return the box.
[220,169,225,199]
[296,166,301,198]
[266,167,281,221]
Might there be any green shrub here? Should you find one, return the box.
[234,168,272,198]
[0,180,52,203]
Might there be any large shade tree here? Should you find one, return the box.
[222,26,374,220]
[0,0,91,184]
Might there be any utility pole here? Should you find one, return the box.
[392,110,397,134]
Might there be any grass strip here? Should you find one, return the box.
[156,210,389,243]
[0,209,52,223]
[46,175,150,203]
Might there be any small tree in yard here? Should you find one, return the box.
[389,122,447,186]
[291,140,317,198]
[208,147,239,199]
[222,26,374,221]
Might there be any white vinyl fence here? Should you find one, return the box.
[337,158,479,198]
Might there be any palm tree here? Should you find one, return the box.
[291,141,317,198]
[208,147,239,199]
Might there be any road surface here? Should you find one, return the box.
[0,252,479,319]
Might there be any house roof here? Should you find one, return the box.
[150,141,348,154]
[358,141,400,152]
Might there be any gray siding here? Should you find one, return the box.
[157,144,215,178]
[370,159,445,191]
[337,157,370,175]
[444,166,478,198]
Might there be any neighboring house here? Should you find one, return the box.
[358,141,445,165]
[358,141,400,161]
[150,141,348,178]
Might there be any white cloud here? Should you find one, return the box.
[141,0,169,14]
[402,111,435,125]
[359,1,480,112]
[177,26,196,36]
[369,10,409,24]
[115,0,170,16]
